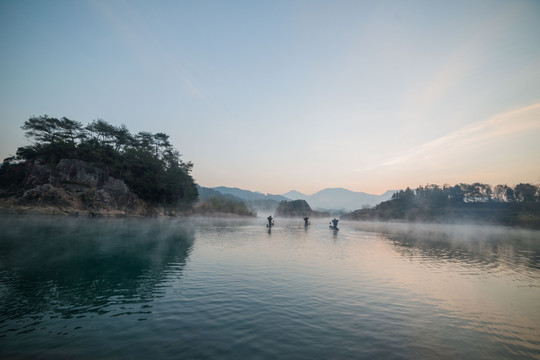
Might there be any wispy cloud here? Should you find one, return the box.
[358,102,540,171]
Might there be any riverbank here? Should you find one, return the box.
[0,198,257,218]
[343,201,540,229]
[0,197,171,217]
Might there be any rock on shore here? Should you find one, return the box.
[0,159,159,216]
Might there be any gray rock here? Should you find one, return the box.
[53,159,105,188]
[10,159,152,216]
[23,161,51,187]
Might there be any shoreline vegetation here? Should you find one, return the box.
[0,116,257,218]
[1,116,539,226]
[342,184,540,229]
[0,116,198,216]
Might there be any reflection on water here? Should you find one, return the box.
[0,216,193,329]
[0,216,539,359]
[378,223,540,272]
[347,221,540,357]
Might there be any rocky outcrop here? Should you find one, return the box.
[275,200,313,218]
[0,159,155,216]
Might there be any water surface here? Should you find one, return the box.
[1,216,539,359]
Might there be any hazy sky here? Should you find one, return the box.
[1,0,539,195]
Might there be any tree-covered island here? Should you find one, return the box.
[0,115,199,216]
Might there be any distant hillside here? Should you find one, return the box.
[195,185,255,216]
[197,185,244,203]
[197,186,286,215]
[213,186,289,202]
[274,199,330,218]
[282,188,395,211]
[208,186,287,214]
[205,186,395,213]
[282,190,305,200]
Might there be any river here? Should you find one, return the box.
[1,215,539,359]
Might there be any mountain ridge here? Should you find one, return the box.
[211,186,289,202]
[282,187,395,211]
[205,186,395,211]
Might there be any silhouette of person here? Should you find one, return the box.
[303,217,309,226]
[331,218,339,229]
[267,215,273,228]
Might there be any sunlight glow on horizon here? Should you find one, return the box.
[1,0,539,195]
[359,103,540,172]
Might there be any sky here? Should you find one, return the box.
[1,0,539,195]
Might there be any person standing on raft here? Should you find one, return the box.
[303,217,310,226]
[330,218,339,229]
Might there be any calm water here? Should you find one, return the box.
[1,215,539,359]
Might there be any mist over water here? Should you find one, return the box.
[1,215,539,359]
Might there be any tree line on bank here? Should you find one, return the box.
[345,183,540,228]
[391,183,539,204]
[1,115,198,208]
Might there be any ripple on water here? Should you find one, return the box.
[0,217,539,359]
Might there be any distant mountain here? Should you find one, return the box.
[200,186,289,214]
[206,186,395,212]
[282,188,395,211]
[212,186,289,202]
[282,190,306,199]
[196,185,245,202]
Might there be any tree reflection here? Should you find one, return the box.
[0,216,194,322]
[379,224,540,273]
